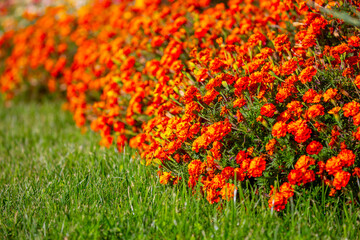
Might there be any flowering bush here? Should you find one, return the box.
[1,0,360,211]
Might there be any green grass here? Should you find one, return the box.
[0,101,359,239]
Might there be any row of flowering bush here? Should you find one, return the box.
[1,0,360,211]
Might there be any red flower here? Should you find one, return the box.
[306,141,323,155]
[248,157,266,178]
[333,171,351,190]
[299,66,317,84]
[295,155,316,171]
[306,104,324,119]
[221,166,234,180]
[343,101,360,117]
[274,34,290,52]
[272,121,287,138]
[337,149,355,168]
[288,169,302,185]
[188,160,205,177]
[261,103,277,118]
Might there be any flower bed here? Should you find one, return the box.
[1,0,360,211]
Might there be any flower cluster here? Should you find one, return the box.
[1,0,360,211]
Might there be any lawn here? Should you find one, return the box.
[0,101,359,239]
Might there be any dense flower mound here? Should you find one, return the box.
[1,0,360,211]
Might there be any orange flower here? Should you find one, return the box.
[159,171,172,185]
[353,127,360,141]
[279,182,294,199]
[353,113,360,126]
[248,157,266,178]
[325,156,342,175]
[302,170,315,184]
[348,36,360,47]
[236,150,249,165]
[288,168,315,185]
[233,98,246,108]
[261,103,277,118]
[114,121,125,133]
[286,101,303,117]
[273,34,290,52]
[220,106,228,116]
[192,120,232,152]
[295,155,316,171]
[221,166,234,180]
[183,86,201,103]
[195,68,209,82]
[343,101,360,117]
[328,106,341,115]
[298,66,317,84]
[354,75,360,89]
[353,167,360,178]
[151,36,165,48]
[333,171,351,190]
[330,43,351,60]
[323,88,337,102]
[202,88,219,104]
[268,183,294,211]
[209,57,228,73]
[219,183,236,200]
[287,120,312,143]
[206,188,220,204]
[210,141,222,160]
[234,168,246,181]
[268,191,287,211]
[306,104,324,119]
[329,188,337,197]
[265,139,277,156]
[276,86,294,103]
[100,135,113,148]
[288,169,303,185]
[188,160,205,177]
[301,34,316,49]
[281,58,298,76]
[211,174,226,189]
[272,121,287,138]
[234,77,249,93]
[306,141,323,155]
[302,89,321,103]
[337,149,355,168]
[247,32,267,48]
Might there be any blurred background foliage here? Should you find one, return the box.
[0,0,88,32]
[0,0,229,32]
